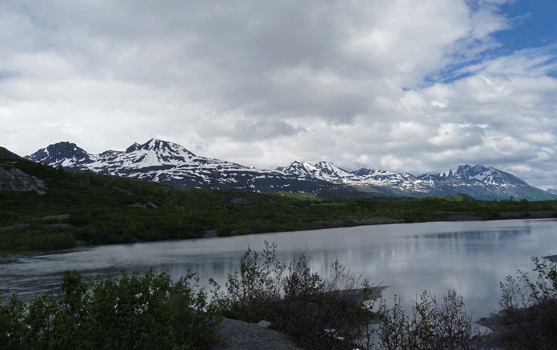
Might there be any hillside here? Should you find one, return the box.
[3,146,557,255]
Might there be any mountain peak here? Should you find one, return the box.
[420,164,527,186]
[25,139,556,200]
[136,139,196,157]
[314,161,353,177]
[125,142,141,153]
[117,139,196,166]
[283,161,316,177]
[25,141,92,167]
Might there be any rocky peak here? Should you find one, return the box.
[124,139,196,161]
[314,161,352,177]
[125,143,141,153]
[25,142,92,167]
[419,165,527,186]
[283,161,318,177]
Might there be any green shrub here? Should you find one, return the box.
[210,242,377,349]
[499,257,557,349]
[0,268,221,350]
[377,289,481,350]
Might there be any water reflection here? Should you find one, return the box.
[2,218,557,322]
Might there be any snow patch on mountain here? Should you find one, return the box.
[281,161,430,193]
[25,139,557,200]
[545,188,557,195]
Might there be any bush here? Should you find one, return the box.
[210,243,485,350]
[377,289,481,350]
[499,257,557,349]
[209,242,377,349]
[0,268,221,350]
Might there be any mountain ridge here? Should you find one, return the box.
[26,139,363,198]
[24,139,557,200]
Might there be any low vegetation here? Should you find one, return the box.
[210,241,377,349]
[2,153,557,256]
[498,257,557,349]
[378,290,481,350]
[0,268,221,350]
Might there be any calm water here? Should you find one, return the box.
[2,218,557,321]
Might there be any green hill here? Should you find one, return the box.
[2,147,557,255]
[0,146,23,161]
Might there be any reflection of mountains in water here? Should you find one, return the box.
[419,229,530,242]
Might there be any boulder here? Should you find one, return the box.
[0,167,47,194]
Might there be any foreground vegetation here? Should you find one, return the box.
[2,243,557,349]
[0,268,221,350]
[498,257,557,349]
[210,242,378,349]
[2,153,557,255]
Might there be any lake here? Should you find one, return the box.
[2,218,557,321]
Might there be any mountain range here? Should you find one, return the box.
[25,139,557,201]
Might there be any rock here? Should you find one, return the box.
[45,223,73,228]
[203,229,218,238]
[230,197,253,205]
[115,187,133,195]
[0,166,48,194]
[210,318,302,350]
[127,202,157,208]
[257,320,272,329]
[0,223,29,231]
[42,214,70,221]
[74,240,87,247]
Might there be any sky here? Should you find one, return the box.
[1,0,556,189]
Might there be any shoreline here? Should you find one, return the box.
[204,210,557,238]
[1,211,557,258]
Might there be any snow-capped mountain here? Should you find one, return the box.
[26,140,556,200]
[281,161,433,194]
[419,165,527,185]
[350,169,430,193]
[25,139,362,196]
[416,165,550,200]
[546,189,557,196]
[282,161,356,183]
[280,161,555,200]
[27,142,93,167]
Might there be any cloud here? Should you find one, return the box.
[207,118,306,142]
[428,123,484,148]
[1,0,557,187]
[454,42,557,77]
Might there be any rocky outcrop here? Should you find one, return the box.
[0,167,48,194]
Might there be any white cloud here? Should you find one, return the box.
[428,123,484,148]
[455,43,557,77]
[1,0,557,188]
[523,132,556,145]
